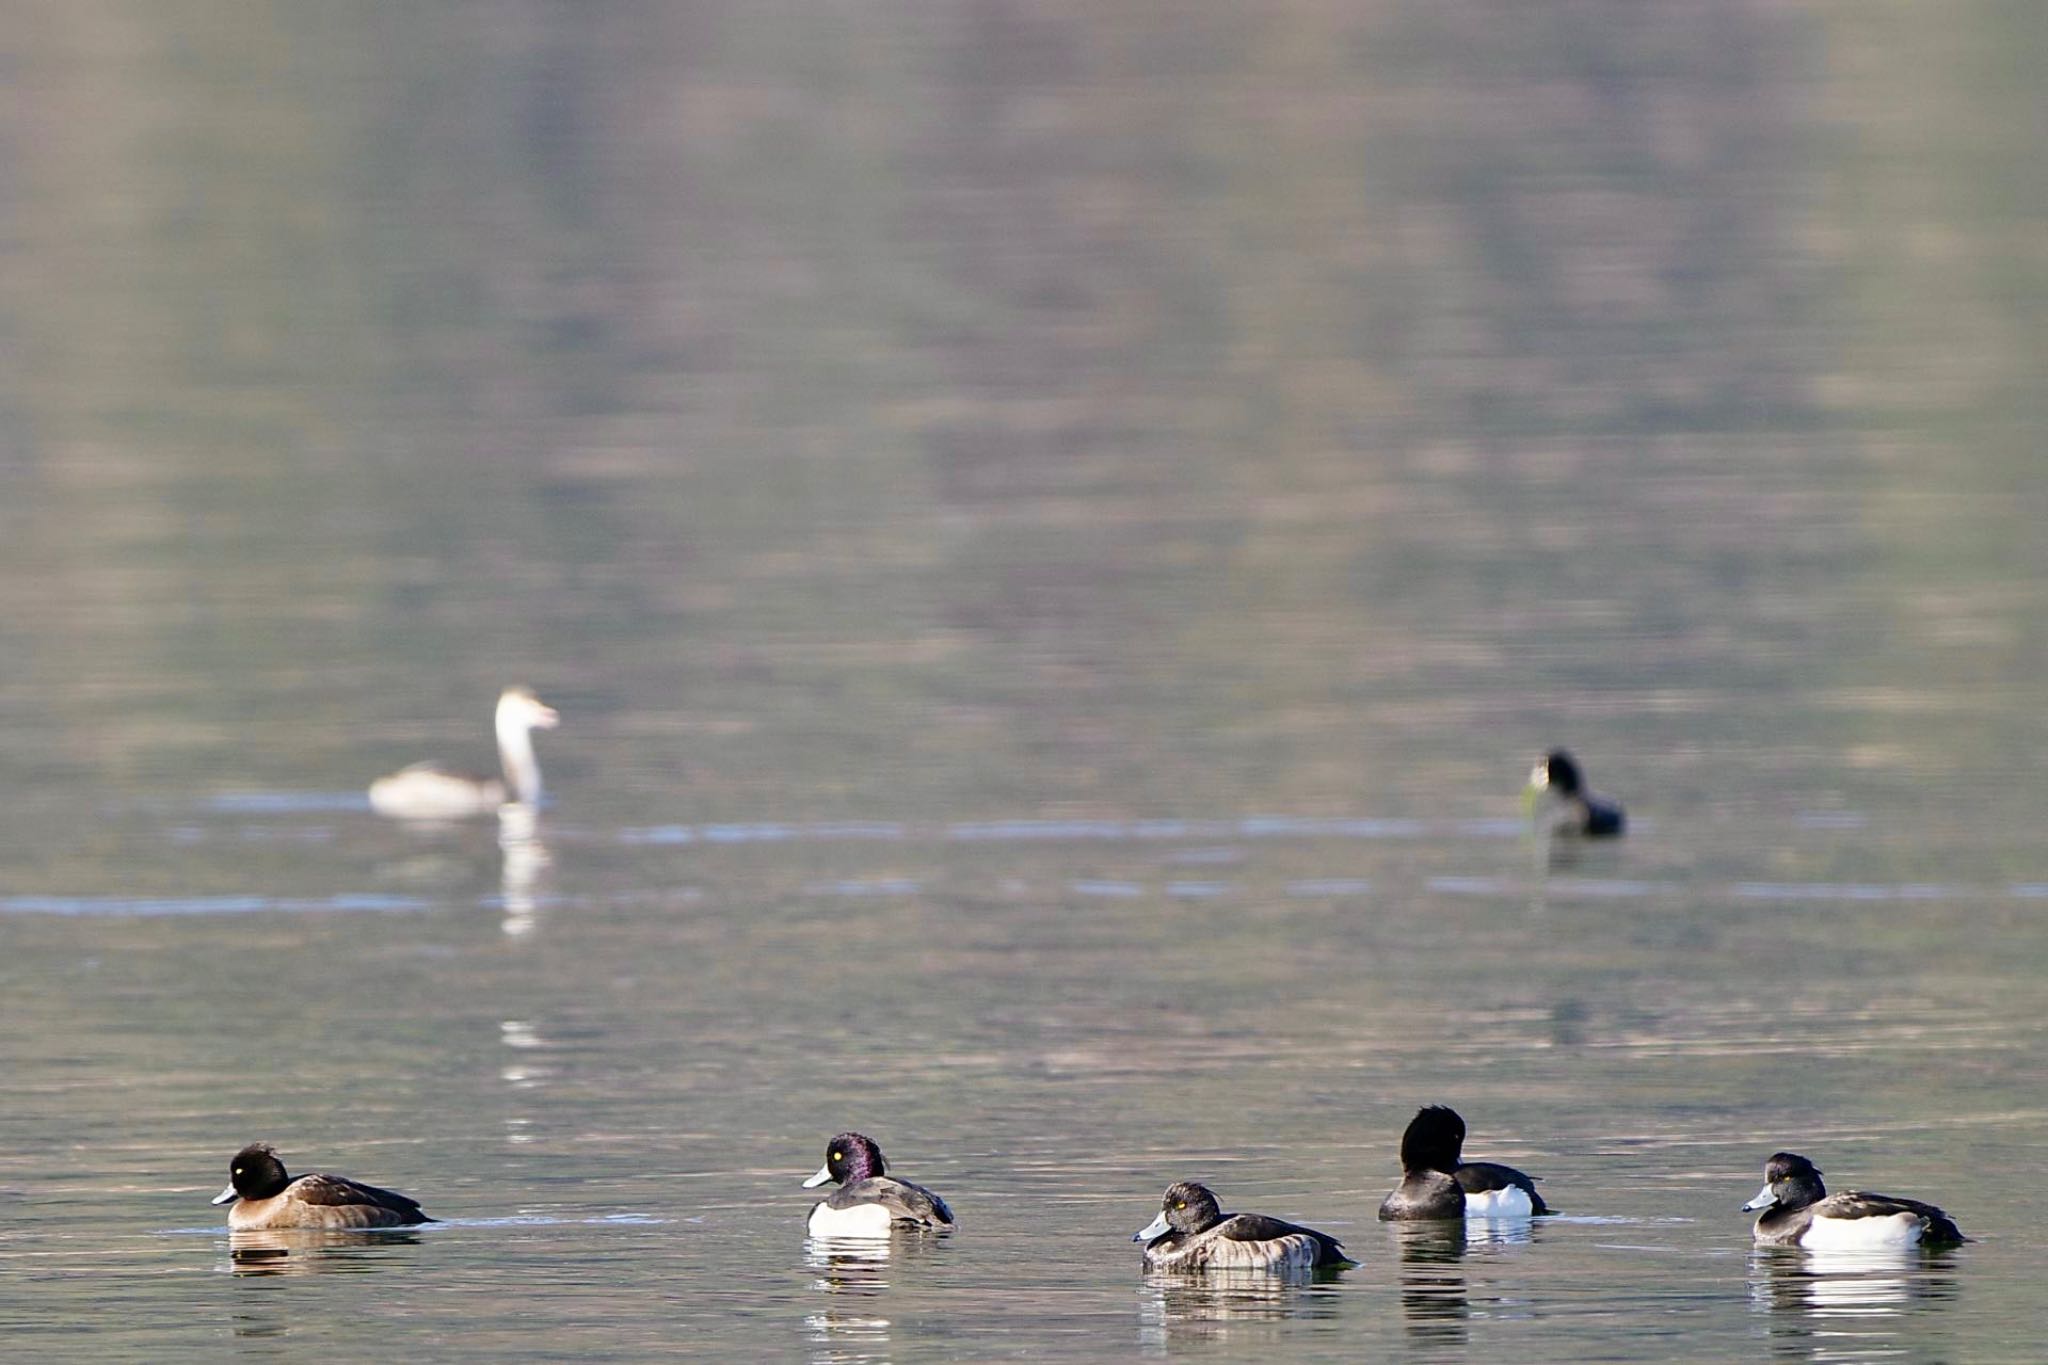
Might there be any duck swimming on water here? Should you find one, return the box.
[1379,1105,1551,1220]
[1525,749,1625,838]
[802,1132,955,1238]
[369,687,558,821]
[211,1143,434,1230]
[1743,1151,1964,1250]
[1133,1180,1353,1272]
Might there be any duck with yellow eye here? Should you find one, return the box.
[801,1132,955,1238]
[1133,1181,1354,1273]
[1743,1151,1965,1250]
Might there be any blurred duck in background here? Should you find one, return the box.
[369,687,558,820]
[1524,749,1625,838]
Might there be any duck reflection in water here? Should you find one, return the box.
[224,1227,427,1277]
[499,1017,554,1099]
[1392,1220,1470,1348]
[1749,1245,1960,1358]
[1388,1208,1542,1347]
[803,1236,903,1364]
[498,799,552,939]
[1750,1244,1964,1311]
[1137,1271,1344,1354]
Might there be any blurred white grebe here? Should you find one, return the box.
[368,687,559,820]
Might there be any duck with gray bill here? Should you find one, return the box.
[211,1143,434,1230]
[1525,749,1624,838]
[1380,1105,1551,1220]
[1743,1151,1964,1250]
[802,1132,955,1237]
[1133,1180,1354,1272]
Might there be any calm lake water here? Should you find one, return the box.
[5,2,2045,1360]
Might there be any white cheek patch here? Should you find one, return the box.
[1799,1211,1921,1252]
[1464,1186,1534,1219]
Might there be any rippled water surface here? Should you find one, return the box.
[5,2,2046,1360]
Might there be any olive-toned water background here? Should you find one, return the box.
[4,3,2044,1360]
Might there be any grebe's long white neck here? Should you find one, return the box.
[495,688,560,807]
